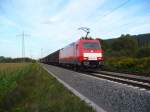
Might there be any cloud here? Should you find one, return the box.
[88,3,150,38]
[49,0,105,21]
[0,0,150,58]
[26,0,106,42]
[0,15,17,27]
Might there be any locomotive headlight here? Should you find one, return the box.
[97,57,102,60]
[83,57,88,60]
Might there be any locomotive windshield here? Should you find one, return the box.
[83,42,101,49]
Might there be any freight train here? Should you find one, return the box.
[40,38,104,70]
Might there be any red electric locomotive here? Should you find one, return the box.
[59,38,104,69]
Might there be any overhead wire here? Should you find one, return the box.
[101,0,131,19]
[89,0,131,27]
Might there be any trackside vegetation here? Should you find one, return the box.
[100,33,150,76]
[0,63,95,112]
[104,57,150,75]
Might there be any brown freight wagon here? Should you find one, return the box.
[42,50,59,65]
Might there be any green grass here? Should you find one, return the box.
[0,63,95,112]
[0,63,31,103]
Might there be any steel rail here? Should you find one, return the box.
[95,71,150,84]
[85,72,150,90]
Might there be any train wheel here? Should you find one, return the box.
[73,65,78,71]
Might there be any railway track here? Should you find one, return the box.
[43,64,150,90]
[83,70,150,90]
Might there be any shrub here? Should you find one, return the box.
[104,57,150,75]
[136,47,150,58]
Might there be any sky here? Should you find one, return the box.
[0,0,150,59]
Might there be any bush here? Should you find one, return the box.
[104,57,150,75]
[136,47,150,57]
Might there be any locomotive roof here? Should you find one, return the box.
[79,39,100,42]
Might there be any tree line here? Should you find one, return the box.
[101,33,150,58]
[0,56,36,63]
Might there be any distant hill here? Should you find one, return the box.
[104,33,150,48]
[134,33,150,47]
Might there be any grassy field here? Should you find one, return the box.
[0,63,95,112]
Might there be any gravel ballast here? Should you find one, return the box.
[43,64,150,112]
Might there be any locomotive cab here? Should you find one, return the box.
[79,39,104,68]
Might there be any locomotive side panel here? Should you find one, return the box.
[59,43,77,65]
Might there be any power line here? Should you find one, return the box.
[101,0,130,18]
[30,49,33,59]
[90,0,131,26]
[17,31,30,62]
[41,48,43,58]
